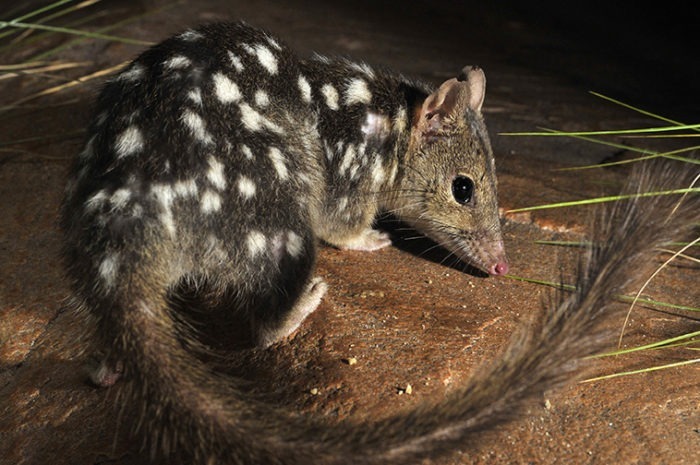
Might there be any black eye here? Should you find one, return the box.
[452,176,474,205]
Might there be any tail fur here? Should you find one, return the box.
[104,161,698,464]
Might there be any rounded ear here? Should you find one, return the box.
[415,65,487,136]
[457,65,486,113]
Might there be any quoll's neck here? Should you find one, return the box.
[299,56,431,202]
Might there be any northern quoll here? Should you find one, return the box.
[60,22,698,464]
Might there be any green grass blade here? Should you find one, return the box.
[26,1,177,62]
[589,91,692,129]
[555,146,700,171]
[500,123,700,137]
[534,240,699,248]
[0,0,74,29]
[505,275,576,290]
[0,11,107,54]
[0,0,93,41]
[592,331,700,357]
[506,275,700,312]
[614,295,699,312]
[582,358,700,383]
[533,240,590,247]
[0,130,84,146]
[506,127,658,157]
[0,20,152,45]
[506,188,700,213]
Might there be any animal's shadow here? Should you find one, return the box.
[375,214,490,278]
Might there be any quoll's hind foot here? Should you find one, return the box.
[89,359,124,387]
[256,277,328,348]
[338,228,392,252]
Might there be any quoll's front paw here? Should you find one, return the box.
[340,228,392,251]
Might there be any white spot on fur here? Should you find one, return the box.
[254,89,269,107]
[237,175,256,199]
[313,53,331,64]
[241,144,254,160]
[348,61,376,79]
[151,184,176,237]
[117,64,144,81]
[337,196,348,211]
[181,110,213,145]
[256,45,278,74]
[115,125,144,158]
[98,254,119,289]
[213,72,241,103]
[239,103,263,131]
[298,75,312,103]
[323,140,333,161]
[345,78,372,105]
[239,103,283,134]
[339,144,356,175]
[361,112,391,140]
[371,156,385,187]
[179,30,204,41]
[286,231,303,257]
[174,179,198,197]
[207,156,227,190]
[393,106,407,133]
[152,184,174,208]
[131,204,144,217]
[110,188,132,210]
[164,55,191,69]
[201,189,222,213]
[297,172,312,185]
[387,161,398,185]
[266,35,282,50]
[247,230,267,257]
[188,88,203,105]
[268,147,288,180]
[321,84,339,110]
[228,51,244,72]
[271,233,285,261]
[85,189,108,211]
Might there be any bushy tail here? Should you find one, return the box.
[111,161,698,464]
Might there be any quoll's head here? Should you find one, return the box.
[400,66,508,276]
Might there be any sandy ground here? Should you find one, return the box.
[0,1,698,464]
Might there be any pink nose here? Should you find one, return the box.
[489,261,509,276]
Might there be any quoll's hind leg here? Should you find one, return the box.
[254,277,328,348]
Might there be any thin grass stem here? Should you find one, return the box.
[582,359,700,383]
[507,188,700,214]
[0,20,152,45]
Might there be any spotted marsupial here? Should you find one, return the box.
[60,21,696,465]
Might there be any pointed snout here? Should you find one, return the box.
[488,260,509,276]
[485,240,508,276]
